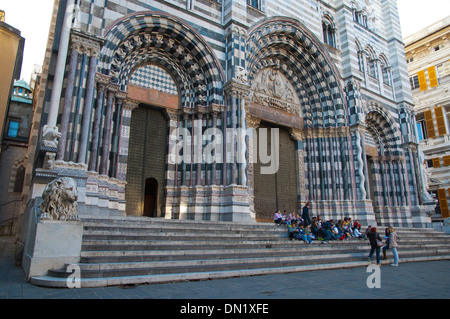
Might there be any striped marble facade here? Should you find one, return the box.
[25,0,434,227]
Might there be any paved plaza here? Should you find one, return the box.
[1,236,449,300]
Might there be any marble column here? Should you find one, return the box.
[238,94,247,186]
[56,46,79,161]
[109,92,126,178]
[195,112,203,186]
[46,0,76,130]
[77,54,98,164]
[88,75,109,172]
[230,93,237,185]
[181,113,189,186]
[99,85,117,176]
[211,111,219,185]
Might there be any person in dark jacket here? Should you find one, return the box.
[301,202,311,227]
[367,227,383,265]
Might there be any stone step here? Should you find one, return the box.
[46,248,450,279]
[31,254,450,288]
[78,243,450,263]
[29,215,450,288]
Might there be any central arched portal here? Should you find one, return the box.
[126,104,168,217]
[253,122,298,220]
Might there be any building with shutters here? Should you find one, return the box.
[17,0,436,239]
[405,16,450,220]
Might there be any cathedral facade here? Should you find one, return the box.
[22,0,434,228]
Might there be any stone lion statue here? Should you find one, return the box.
[40,177,79,221]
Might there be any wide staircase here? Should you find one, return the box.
[30,215,450,288]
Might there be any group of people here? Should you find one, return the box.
[367,225,399,266]
[273,202,399,266]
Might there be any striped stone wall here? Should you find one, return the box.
[22,0,432,227]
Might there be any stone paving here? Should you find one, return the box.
[1,236,449,300]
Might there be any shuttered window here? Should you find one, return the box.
[443,156,450,166]
[424,110,436,139]
[432,158,441,168]
[437,189,449,218]
[418,70,428,91]
[428,66,438,88]
[434,106,447,136]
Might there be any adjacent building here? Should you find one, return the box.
[404,16,450,220]
[17,0,435,245]
[0,11,26,234]
[0,12,24,155]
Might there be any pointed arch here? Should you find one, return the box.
[246,16,347,128]
[363,101,403,156]
[98,11,225,108]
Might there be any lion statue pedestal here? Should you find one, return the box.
[22,177,83,281]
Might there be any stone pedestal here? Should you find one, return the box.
[22,219,83,281]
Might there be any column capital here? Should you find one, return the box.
[245,113,261,129]
[123,98,140,111]
[115,90,128,103]
[96,73,110,88]
[224,79,251,97]
[289,128,304,141]
[71,30,103,57]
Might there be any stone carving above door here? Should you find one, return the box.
[249,67,301,116]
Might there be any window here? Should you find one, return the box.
[366,57,377,79]
[416,120,427,141]
[353,10,368,28]
[436,61,450,81]
[435,106,447,136]
[443,155,450,166]
[434,45,442,52]
[410,75,420,90]
[407,57,414,64]
[357,52,364,72]
[322,18,337,48]
[247,0,261,10]
[13,165,25,193]
[424,109,436,139]
[7,120,19,138]
[432,158,441,168]
[380,58,391,86]
[437,188,450,218]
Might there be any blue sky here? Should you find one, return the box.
[1,0,449,82]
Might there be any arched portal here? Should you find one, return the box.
[362,103,407,225]
[245,17,352,219]
[97,11,225,218]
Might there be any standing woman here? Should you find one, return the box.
[302,202,311,228]
[367,227,382,265]
[383,226,399,266]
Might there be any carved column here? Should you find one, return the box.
[351,125,368,200]
[116,98,139,181]
[210,109,221,185]
[99,85,118,176]
[290,128,306,207]
[230,92,238,185]
[77,38,101,164]
[109,91,127,178]
[181,112,190,186]
[195,112,204,186]
[224,79,251,186]
[56,44,79,161]
[88,74,109,172]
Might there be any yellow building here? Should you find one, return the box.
[0,13,25,155]
[405,16,450,220]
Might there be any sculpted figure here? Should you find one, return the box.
[41,125,61,148]
[40,177,79,221]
